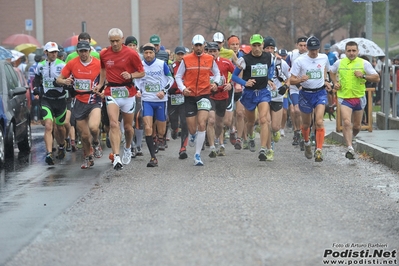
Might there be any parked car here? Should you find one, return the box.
[0,60,31,166]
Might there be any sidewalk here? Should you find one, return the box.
[324,116,399,171]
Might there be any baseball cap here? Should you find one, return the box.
[324,43,331,50]
[297,36,307,43]
[213,32,224,42]
[192,34,205,45]
[149,34,161,44]
[207,42,219,51]
[250,34,264,45]
[77,41,91,51]
[125,36,138,46]
[174,46,186,54]
[278,49,288,56]
[307,36,320,50]
[240,44,252,54]
[44,42,59,52]
[263,36,276,48]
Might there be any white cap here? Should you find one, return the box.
[44,42,59,52]
[213,32,224,42]
[192,34,205,45]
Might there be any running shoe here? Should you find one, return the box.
[209,148,217,158]
[304,142,313,159]
[109,153,114,163]
[81,155,94,169]
[57,146,66,160]
[249,139,256,152]
[242,139,249,150]
[218,146,226,156]
[258,149,267,161]
[280,129,285,137]
[113,155,123,170]
[122,147,132,165]
[234,138,242,150]
[299,139,305,151]
[93,142,103,158]
[345,147,356,160]
[266,149,274,161]
[179,147,188,159]
[194,153,204,166]
[147,157,158,167]
[45,152,54,165]
[188,133,197,147]
[131,146,136,158]
[89,155,94,166]
[273,131,281,143]
[136,147,143,156]
[314,149,324,162]
[158,138,166,151]
[66,138,72,152]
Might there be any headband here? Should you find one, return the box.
[228,36,239,46]
[143,45,155,52]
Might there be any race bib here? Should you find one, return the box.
[145,83,161,93]
[43,78,55,88]
[111,86,129,98]
[306,69,322,79]
[251,64,268,78]
[171,94,184,105]
[74,79,91,91]
[197,98,211,111]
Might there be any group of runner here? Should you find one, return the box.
[33,28,380,170]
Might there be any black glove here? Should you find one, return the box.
[278,84,288,95]
[33,87,40,96]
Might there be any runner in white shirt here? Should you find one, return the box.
[135,43,174,167]
[290,36,332,162]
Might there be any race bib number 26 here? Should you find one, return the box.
[111,86,129,98]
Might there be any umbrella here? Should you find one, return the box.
[15,43,37,57]
[62,35,97,48]
[332,37,385,57]
[0,46,12,60]
[2,33,41,47]
[10,50,24,62]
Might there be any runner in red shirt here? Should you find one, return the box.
[93,28,145,170]
[206,42,235,158]
[57,41,103,169]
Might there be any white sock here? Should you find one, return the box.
[195,131,206,155]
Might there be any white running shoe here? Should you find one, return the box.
[113,155,123,170]
[189,133,197,147]
[122,147,132,165]
[194,153,204,166]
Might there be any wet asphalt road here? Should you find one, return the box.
[1,126,399,265]
[0,124,110,265]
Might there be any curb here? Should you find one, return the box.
[326,131,399,171]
